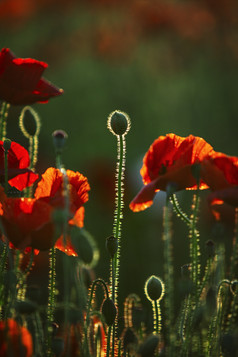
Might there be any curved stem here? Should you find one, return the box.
[170,194,191,226]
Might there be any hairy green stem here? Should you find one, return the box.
[47,247,56,356]
[170,194,191,226]
[163,197,174,352]
[0,101,10,141]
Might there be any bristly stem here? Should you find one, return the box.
[0,101,10,141]
[107,110,130,356]
[170,194,191,226]
[4,145,9,194]
[111,134,125,303]
[163,195,174,353]
[47,247,56,356]
[19,106,41,197]
[189,192,201,303]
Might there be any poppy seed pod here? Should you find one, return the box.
[107,110,131,136]
[106,235,118,258]
[144,275,165,302]
[101,298,117,326]
[52,129,68,152]
[3,138,11,152]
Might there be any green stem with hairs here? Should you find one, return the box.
[4,146,8,194]
[111,134,124,303]
[170,194,191,226]
[110,134,126,356]
[163,196,174,353]
[47,247,56,356]
[190,192,201,304]
[0,101,10,141]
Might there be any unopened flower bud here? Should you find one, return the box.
[106,235,118,258]
[107,110,131,136]
[101,298,117,326]
[3,138,11,152]
[52,129,68,152]
[144,275,165,302]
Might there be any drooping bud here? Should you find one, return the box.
[144,275,165,302]
[101,298,117,326]
[3,138,11,152]
[107,110,131,136]
[52,129,68,152]
[106,235,118,258]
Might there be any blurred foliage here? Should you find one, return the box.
[1,0,238,306]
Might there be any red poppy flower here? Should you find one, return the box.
[0,167,90,253]
[0,48,63,105]
[34,167,90,215]
[0,318,33,357]
[0,140,38,191]
[130,133,214,212]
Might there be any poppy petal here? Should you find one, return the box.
[129,180,159,212]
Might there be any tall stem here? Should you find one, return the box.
[163,197,174,353]
[0,101,10,141]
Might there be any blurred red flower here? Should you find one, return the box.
[0,140,38,191]
[130,133,214,211]
[0,48,63,105]
[0,318,33,357]
[0,167,90,254]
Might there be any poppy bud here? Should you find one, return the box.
[3,138,11,152]
[107,110,131,136]
[138,334,159,357]
[106,235,118,258]
[144,275,165,302]
[15,299,38,314]
[52,129,68,152]
[101,298,117,326]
